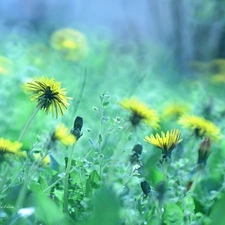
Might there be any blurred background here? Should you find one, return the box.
[0,0,225,74]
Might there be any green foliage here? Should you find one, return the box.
[1,21,225,225]
[85,170,101,197]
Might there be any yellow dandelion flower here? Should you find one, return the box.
[162,103,190,119]
[33,153,50,167]
[210,74,225,84]
[0,56,13,75]
[119,98,160,129]
[50,28,88,62]
[25,76,72,118]
[144,129,182,157]
[51,123,76,146]
[178,115,221,140]
[0,138,23,160]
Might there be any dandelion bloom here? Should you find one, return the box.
[51,123,76,146]
[119,98,159,129]
[162,103,190,119]
[0,138,23,160]
[50,28,88,62]
[0,56,13,75]
[25,76,72,118]
[144,129,182,157]
[178,115,221,140]
[33,153,50,167]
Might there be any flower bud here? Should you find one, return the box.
[197,137,211,165]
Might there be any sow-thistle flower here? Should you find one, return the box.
[178,115,221,140]
[33,153,50,167]
[51,123,76,146]
[0,56,13,75]
[119,98,159,129]
[162,103,190,119]
[0,138,23,161]
[25,76,72,118]
[144,129,182,158]
[50,28,88,62]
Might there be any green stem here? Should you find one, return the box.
[163,160,169,182]
[41,166,77,194]
[63,144,76,214]
[0,164,11,195]
[190,167,203,193]
[18,106,41,142]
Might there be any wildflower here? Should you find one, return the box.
[25,76,72,118]
[0,56,13,75]
[33,153,50,167]
[119,98,159,129]
[197,137,211,166]
[162,102,190,119]
[144,129,182,158]
[51,123,76,146]
[50,28,88,62]
[178,115,221,140]
[0,138,23,161]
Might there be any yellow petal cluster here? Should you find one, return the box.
[144,129,182,155]
[0,138,23,157]
[178,115,221,140]
[50,28,88,62]
[53,123,76,146]
[119,98,159,129]
[25,76,72,118]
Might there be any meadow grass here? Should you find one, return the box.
[0,29,225,225]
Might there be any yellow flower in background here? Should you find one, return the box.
[25,76,72,118]
[25,43,50,68]
[0,56,13,75]
[119,98,160,129]
[33,153,50,167]
[210,74,225,83]
[178,115,221,140]
[0,138,23,160]
[144,129,182,157]
[51,123,76,146]
[50,28,88,62]
[162,103,190,119]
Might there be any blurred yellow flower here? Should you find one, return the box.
[33,153,50,167]
[119,98,159,129]
[178,115,221,140]
[144,129,182,157]
[51,123,76,146]
[0,56,13,75]
[25,76,72,118]
[0,138,23,160]
[50,28,88,62]
[162,103,190,119]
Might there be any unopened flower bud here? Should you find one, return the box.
[197,137,211,165]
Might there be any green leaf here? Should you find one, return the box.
[85,170,101,197]
[163,203,184,225]
[209,192,225,225]
[85,186,120,225]
[35,195,65,225]
[29,180,43,194]
[39,176,48,191]
[103,101,109,107]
